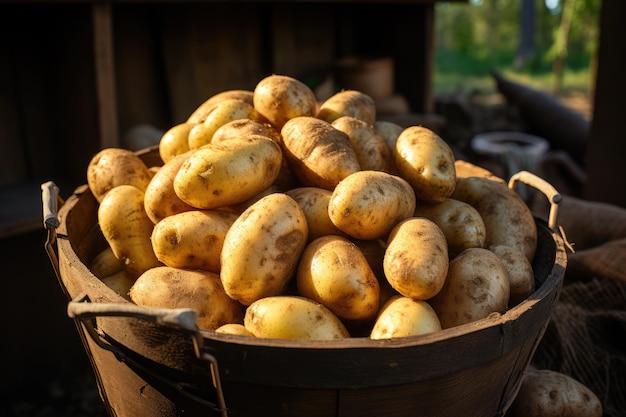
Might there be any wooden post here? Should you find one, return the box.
[92,0,119,149]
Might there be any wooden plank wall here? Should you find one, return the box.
[0,2,432,235]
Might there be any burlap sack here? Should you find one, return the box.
[530,195,626,417]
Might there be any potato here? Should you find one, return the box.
[159,122,193,164]
[413,198,486,259]
[394,126,456,204]
[89,246,124,278]
[296,235,380,321]
[281,116,361,190]
[331,115,392,172]
[215,323,254,337]
[454,159,505,183]
[253,74,318,129]
[220,193,308,305]
[489,244,535,307]
[129,266,244,331]
[101,270,135,301]
[328,170,416,240]
[151,210,238,273]
[507,369,602,417]
[144,151,196,224]
[174,135,282,209]
[244,295,350,340]
[430,247,510,328]
[317,89,376,125]
[211,118,281,144]
[383,218,448,300]
[451,176,537,261]
[87,148,153,203]
[285,186,346,241]
[370,296,441,340]
[98,185,162,278]
[186,89,254,124]
[187,99,264,149]
[374,120,404,154]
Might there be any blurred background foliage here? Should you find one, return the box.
[433,0,601,102]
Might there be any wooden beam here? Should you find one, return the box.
[92,0,119,149]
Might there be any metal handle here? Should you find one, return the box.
[69,295,228,417]
[508,170,561,231]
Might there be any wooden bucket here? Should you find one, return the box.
[43,146,567,417]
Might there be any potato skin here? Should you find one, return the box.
[383,218,449,300]
[159,123,193,164]
[186,89,254,124]
[430,247,510,328]
[87,148,153,203]
[507,369,603,417]
[244,295,350,340]
[331,115,392,172]
[317,89,376,125]
[211,118,281,144]
[489,244,535,307]
[98,185,162,278]
[451,176,537,261]
[394,126,456,204]
[188,99,264,149]
[413,198,486,259]
[151,209,238,273]
[129,266,244,331]
[281,116,361,190]
[297,235,380,321]
[285,187,346,241]
[174,135,282,209]
[89,246,125,278]
[328,170,416,240]
[370,296,441,340]
[144,151,196,224]
[253,74,318,129]
[220,193,309,305]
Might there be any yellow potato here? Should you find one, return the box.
[394,126,456,204]
[507,369,603,417]
[383,217,449,300]
[89,246,124,278]
[158,122,193,164]
[87,148,153,203]
[413,198,486,259]
[98,185,162,278]
[186,89,254,124]
[253,74,318,129]
[144,151,196,224]
[331,115,392,172]
[220,193,308,305]
[430,247,510,329]
[374,120,404,154]
[101,270,135,301]
[328,170,416,240]
[244,295,350,340]
[187,99,264,149]
[451,176,537,261]
[489,244,535,307]
[281,116,361,190]
[285,186,346,241]
[317,89,376,125]
[151,210,239,273]
[215,323,254,337]
[211,118,281,144]
[370,296,441,340]
[454,159,505,183]
[174,135,282,209]
[129,266,244,331]
[296,235,380,321]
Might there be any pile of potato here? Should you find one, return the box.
[86,74,539,340]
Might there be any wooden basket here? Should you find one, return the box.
[43,146,567,417]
